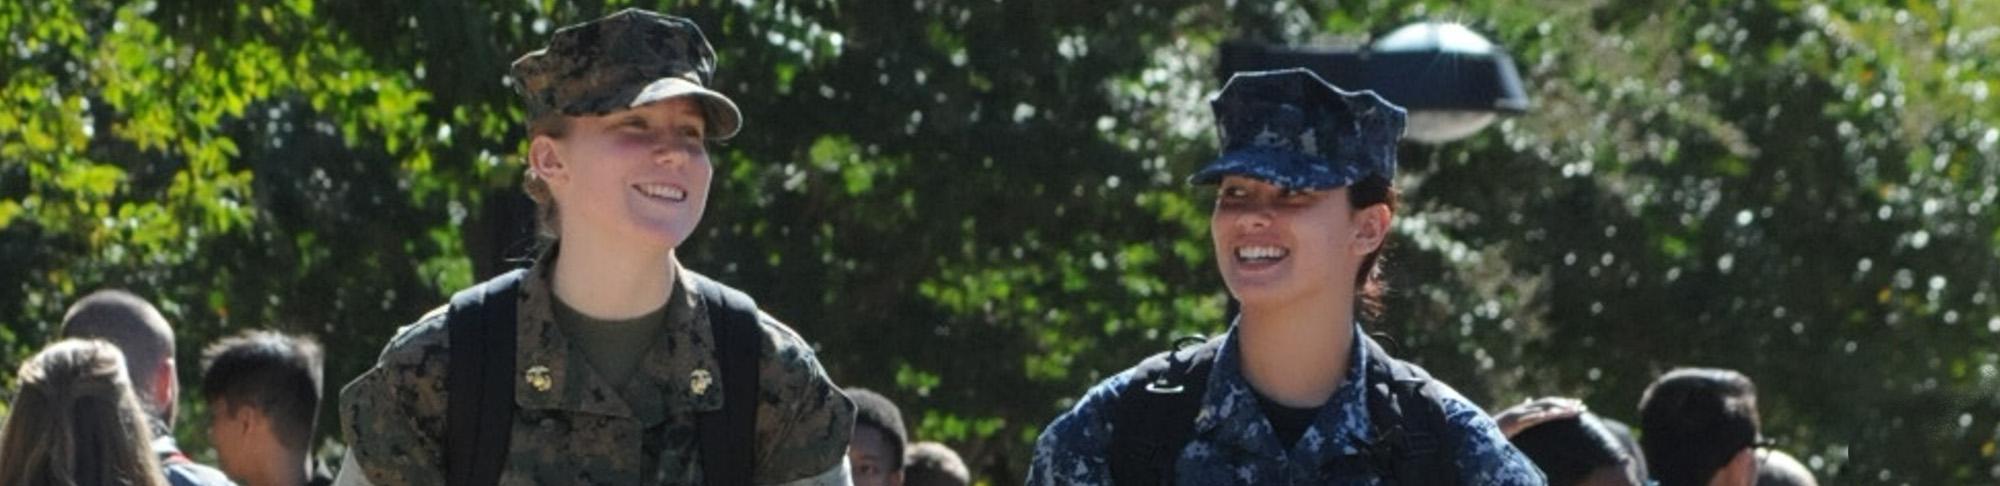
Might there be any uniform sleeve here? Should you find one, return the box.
[337,317,452,486]
[751,313,857,486]
[1027,374,1126,486]
[1435,390,1549,485]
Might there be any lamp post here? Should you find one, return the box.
[1217,21,1530,144]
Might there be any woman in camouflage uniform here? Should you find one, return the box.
[336,9,853,486]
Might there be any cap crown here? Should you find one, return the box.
[511,9,717,117]
[1193,68,1406,190]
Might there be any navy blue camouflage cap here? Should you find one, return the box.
[511,8,742,140]
[1190,68,1406,190]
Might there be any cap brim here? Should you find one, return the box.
[1188,148,1358,190]
[631,77,743,141]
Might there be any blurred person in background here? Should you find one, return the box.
[62,289,236,486]
[0,339,169,486]
[846,388,909,486]
[903,441,970,486]
[200,331,332,486]
[1494,397,1644,486]
[1639,368,1762,486]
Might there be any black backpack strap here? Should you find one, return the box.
[690,273,762,486]
[1355,334,1458,486]
[1108,335,1222,486]
[445,269,527,486]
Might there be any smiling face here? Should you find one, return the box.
[530,98,712,249]
[1210,175,1389,309]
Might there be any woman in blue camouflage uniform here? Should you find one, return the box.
[1029,69,1546,485]
[335,9,854,486]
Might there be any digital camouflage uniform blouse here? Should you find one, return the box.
[337,251,854,485]
[1029,323,1546,485]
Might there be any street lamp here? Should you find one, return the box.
[1217,21,1530,144]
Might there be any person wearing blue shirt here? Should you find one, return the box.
[1029,68,1546,485]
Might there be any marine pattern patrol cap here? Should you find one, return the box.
[510,8,742,140]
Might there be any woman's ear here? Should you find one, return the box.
[1351,203,1393,255]
[529,136,568,188]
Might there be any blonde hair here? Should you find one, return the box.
[0,339,167,486]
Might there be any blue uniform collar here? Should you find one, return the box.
[1193,320,1378,460]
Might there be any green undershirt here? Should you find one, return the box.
[552,291,671,387]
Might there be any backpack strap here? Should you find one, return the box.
[1107,330,1462,485]
[690,273,762,486]
[1355,334,1458,486]
[445,269,527,486]
[1107,335,1222,486]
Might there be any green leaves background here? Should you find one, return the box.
[2,0,1997,482]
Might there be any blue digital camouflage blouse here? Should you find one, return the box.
[1029,323,1547,485]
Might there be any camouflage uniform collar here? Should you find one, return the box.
[513,245,725,422]
[1194,320,1375,460]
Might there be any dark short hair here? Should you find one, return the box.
[903,441,970,486]
[60,289,175,413]
[1510,412,1638,486]
[844,388,908,471]
[1639,368,1759,486]
[199,331,324,453]
[1596,416,1650,482]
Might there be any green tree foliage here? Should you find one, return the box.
[2,0,1996,482]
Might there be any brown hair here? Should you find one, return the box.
[0,339,168,486]
[1347,175,1398,320]
[522,113,571,238]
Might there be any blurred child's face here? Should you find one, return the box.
[848,424,904,486]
